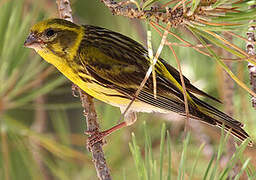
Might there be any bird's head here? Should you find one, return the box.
[24,18,83,62]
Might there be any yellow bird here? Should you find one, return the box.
[24,18,251,145]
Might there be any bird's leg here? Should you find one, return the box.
[86,111,137,150]
[122,110,137,126]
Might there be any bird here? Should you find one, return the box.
[24,18,251,146]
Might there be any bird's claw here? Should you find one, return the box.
[85,130,107,151]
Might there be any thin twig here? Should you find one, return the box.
[151,21,256,63]
[151,21,213,57]
[56,0,112,179]
[247,4,256,109]
[204,29,249,59]
[168,45,190,133]
[146,22,157,98]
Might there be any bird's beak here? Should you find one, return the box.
[24,33,43,50]
[24,33,37,47]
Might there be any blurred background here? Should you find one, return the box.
[0,0,256,179]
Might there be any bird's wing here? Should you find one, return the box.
[77,25,190,113]
[159,59,221,103]
[80,24,220,102]
[77,47,187,114]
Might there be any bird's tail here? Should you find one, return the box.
[190,97,252,146]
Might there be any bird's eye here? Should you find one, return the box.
[45,29,55,37]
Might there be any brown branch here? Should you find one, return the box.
[56,0,73,22]
[79,92,111,180]
[56,0,112,179]
[100,0,186,26]
[247,5,256,109]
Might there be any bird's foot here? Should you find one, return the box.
[85,122,128,151]
[85,130,107,151]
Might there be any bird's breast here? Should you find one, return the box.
[37,50,168,113]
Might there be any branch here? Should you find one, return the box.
[56,0,112,179]
[247,5,256,109]
[100,0,185,26]
[79,92,112,180]
[56,0,73,22]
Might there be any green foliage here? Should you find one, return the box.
[130,123,253,180]
[0,0,66,110]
